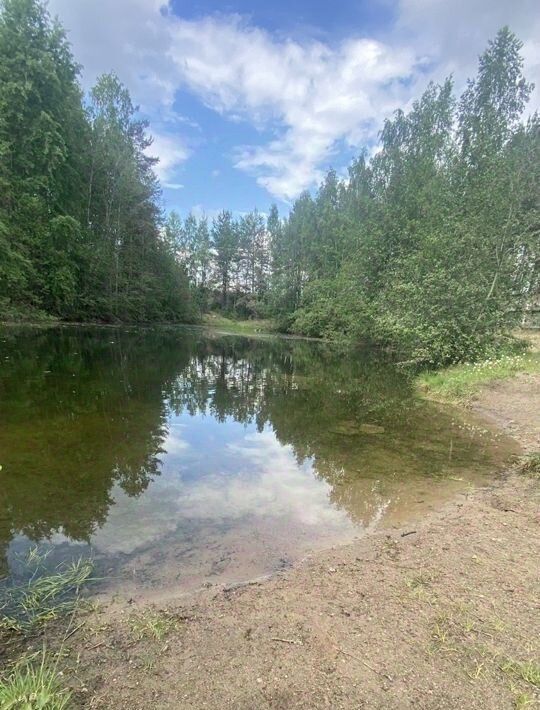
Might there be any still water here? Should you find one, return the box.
[0,326,516,597]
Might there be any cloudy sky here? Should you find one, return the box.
[48,0,540,215]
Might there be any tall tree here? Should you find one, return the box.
[212,210,239,310]
[0,0,87,315]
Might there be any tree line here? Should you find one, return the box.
[273,27,539,365]
[1,1,538,367]
[0,0,196,323]
[163,208,272,316]
[174,27,538,365]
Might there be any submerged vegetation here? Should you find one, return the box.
[0,552,93,632]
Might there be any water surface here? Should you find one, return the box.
[0,326,516,596]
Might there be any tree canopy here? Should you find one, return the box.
[1,4,537,366]
[0,0,195,323]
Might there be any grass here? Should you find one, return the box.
[128,609,178,641]
[417,347,540,404]
[0,651,71,709]
[519,452,540,479]
[501,659,540,688]
[514,692,535,709]
[0,552,94,633]
[202,313,274,335]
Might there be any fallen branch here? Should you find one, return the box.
[271,637,303,645]
[401,530,417,537]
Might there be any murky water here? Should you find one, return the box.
[0,326,517,597]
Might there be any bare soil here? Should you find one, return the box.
[28,374,540,708]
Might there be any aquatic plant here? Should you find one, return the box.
[0,553,94,633]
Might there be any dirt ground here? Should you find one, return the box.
[34,373,540,708]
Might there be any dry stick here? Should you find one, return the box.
[271,637,303,645]
[64,620,86,641]
[335,646,393,682]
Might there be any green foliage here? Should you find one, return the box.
[0,552,94,632]
[0,0,196,324]
[417,348,539,403]
[0,652,71,710]
[263,28,539,366]
[1,7,537,357]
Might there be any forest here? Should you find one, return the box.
[0,0,538,366]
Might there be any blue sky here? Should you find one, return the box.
[48,0,540,217]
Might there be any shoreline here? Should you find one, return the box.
[83,373,539,709]
[1,354,539,709]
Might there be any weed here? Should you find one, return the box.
[128,609,178,641]
[462,618,477,634]
[406,574,432,590]
[431,615,452,646]
[519,453,540,479]
[0,553,94,632]
[514,691,535,708]
[501,659,540,688]
[0,651,71,709]
[467,659,486,680]
[489,617,507,634]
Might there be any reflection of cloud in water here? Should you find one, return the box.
[161,424,190,454]
[89,427,354,555]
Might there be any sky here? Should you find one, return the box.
[47,0,540,217]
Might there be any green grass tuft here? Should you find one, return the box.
[417,350,540,404]
[0,651,71,709]
[128,609,178,641]
[501,659,540,688]
[519,452,540,479]
[0,552,94,633]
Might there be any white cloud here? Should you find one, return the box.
[146,132,190,183]
[88,428,355,555]
[394,0,540,110]
[48,0,174,107]
[167,16,419,199]
[48,0,540,203]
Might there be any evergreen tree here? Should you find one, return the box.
[0,0,195,323]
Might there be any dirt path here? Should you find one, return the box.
[49,375,540,708]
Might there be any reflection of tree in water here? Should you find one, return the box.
[0,327,187,575]
[167,339,501,524]
[0,326,498,576]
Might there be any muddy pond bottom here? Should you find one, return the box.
[0,326,518,598]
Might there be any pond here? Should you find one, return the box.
[0,325,517,598]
